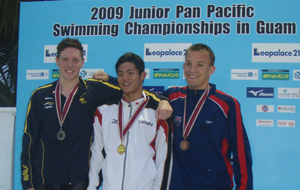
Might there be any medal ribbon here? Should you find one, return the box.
[183,86,209,138]
[55,81,79,127]
[118,96,149,142]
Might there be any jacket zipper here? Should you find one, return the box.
[121,102,132,190]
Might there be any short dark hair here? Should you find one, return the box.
[56,38,84,59]
[115,52,145,74]
[186,43,215,65]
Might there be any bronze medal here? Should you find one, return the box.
[181,87,209,151]
[118,144,126,154]
[180,139,189,151]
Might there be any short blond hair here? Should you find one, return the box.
[186,43,215,66]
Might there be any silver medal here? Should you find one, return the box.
[57,128,66,141]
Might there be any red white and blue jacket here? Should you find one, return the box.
[163,84,253,190]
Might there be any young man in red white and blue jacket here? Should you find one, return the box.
[163,43,253,190]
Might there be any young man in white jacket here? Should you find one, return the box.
[87,52,172,190]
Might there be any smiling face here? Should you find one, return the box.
[117,61,146,102]
[56,47,84,83]
[184,50,215,90]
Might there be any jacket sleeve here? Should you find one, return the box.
[162,89,170,98]
[229,99,253,190]
[87,107,105,190]
[144,90,168,101]
[87,79,122,105]
[88,79,168,106]
[20,91,42,190]
[108,75,118,85]
[154,119,172,190]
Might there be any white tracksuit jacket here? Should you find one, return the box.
[88,92,172,190]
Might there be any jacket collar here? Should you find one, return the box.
[51,77,87,97]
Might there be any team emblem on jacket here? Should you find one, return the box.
[43,101,54,109]
[139,120,154,127]
[174,116,182,126]
[79,97,87,104]
[44,97,53,100]
[22,165,29,181]
[205,120,213,125]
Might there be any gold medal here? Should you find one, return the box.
[180,139,189,151]
[117,96,149,155]
[118,144,126,154]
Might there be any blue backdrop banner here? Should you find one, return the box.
[16,0,300,189]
